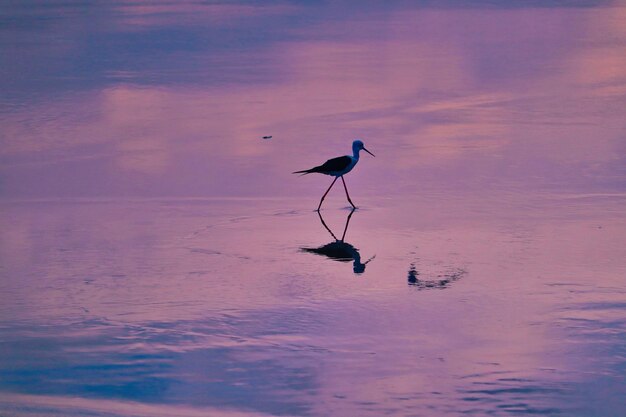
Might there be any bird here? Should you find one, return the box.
[293,139,374,211]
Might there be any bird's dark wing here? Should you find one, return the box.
[315,156,352,173]
[293,155,351,174]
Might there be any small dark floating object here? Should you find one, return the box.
[262,135,272,139]
[407,263,465,290]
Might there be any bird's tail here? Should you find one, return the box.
[292,168,313,175]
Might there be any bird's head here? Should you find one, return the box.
[353,139,375,157]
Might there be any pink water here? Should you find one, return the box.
[1,1,625,416]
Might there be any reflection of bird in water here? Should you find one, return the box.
[300,208,374,274]
[407,263,465,290]
[293,140,375,211]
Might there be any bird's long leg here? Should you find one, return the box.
[341,176,356,209]
[317,177,338,211]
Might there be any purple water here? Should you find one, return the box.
[1,2,625,416]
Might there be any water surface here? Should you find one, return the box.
[1,1,625,416]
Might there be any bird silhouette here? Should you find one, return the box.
[293,140,374,211]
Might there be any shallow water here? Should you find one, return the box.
[1,195,625,416]
[1,1,626,416]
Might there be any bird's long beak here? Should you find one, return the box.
[363,147,375,157]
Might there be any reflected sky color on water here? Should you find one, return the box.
[2,0,625,198]
[1,196,625,416]
[1,1,626,416]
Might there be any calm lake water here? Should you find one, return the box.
[1,1,625,416]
